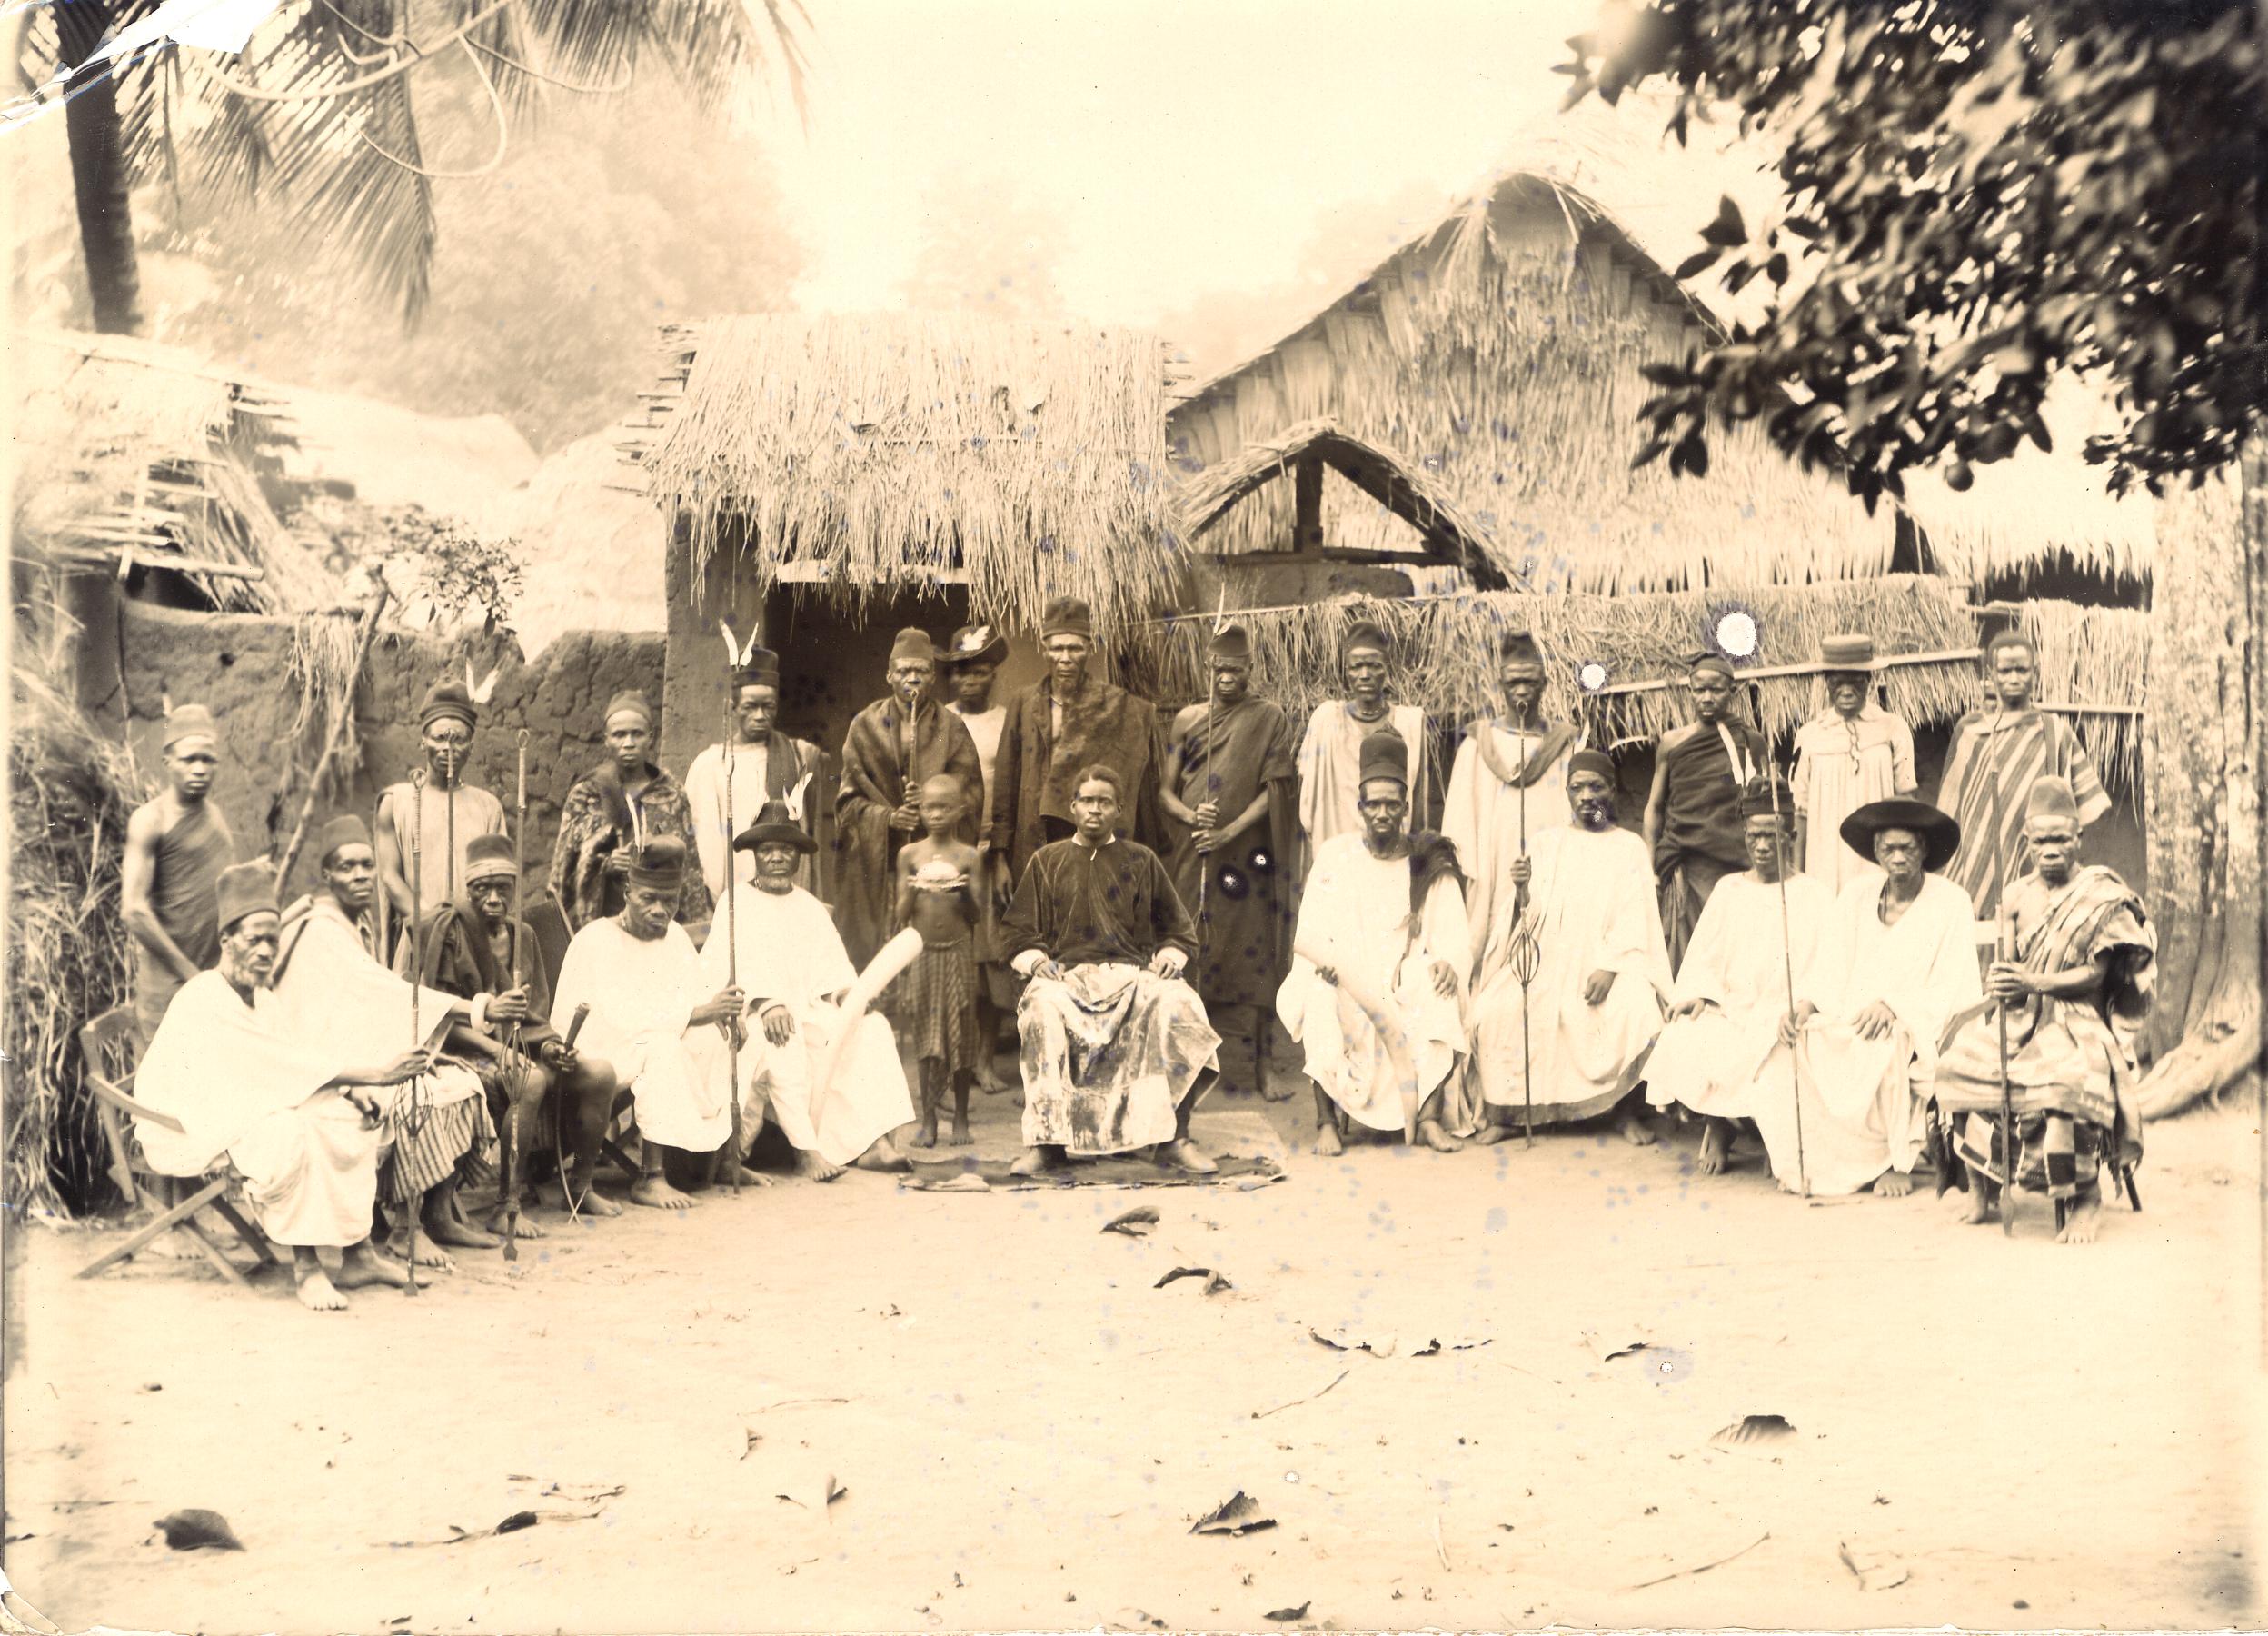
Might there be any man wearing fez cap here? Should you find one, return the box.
[1443,624,1577,1008]
[376,677,508,946]
[1790,632,1918,896]
[1646,774,1834,1176]
[1278,729,1471,1152]
[684,643,825,905]
[269,813,501,1264]
[1933,775,2154,1242]
[552,688,710,932]
[1751,795,1981,1197]
[413,832,624,1226]
[124,701,238,1042]
[1160,623,1298,1101]
[991,596,1167,884]
[1468,747,1673,1146]
[553,837,746,1209]
[1295,621,1432,864]
[134,860,447,1311]
[1645,651,1769,973]
[836,627,982,968]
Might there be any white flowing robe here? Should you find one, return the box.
[1297,702,1429,854]
[684,742,816,897]
[134,970,383,1247]
[1750,872,1982,1194]
[1470,824,1671,1125]
[1646,872,1834,1118]
[691,883,914,1165]
[1277,833,1470,1132]
[1440,724,1572,978]
[554,919,730,1152]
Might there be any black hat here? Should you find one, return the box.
[626,836,689,890]
[940,623,1009,670]
[731,646,782,690]
[1738,773,1796,820]
[1839,798,1961,873]
[1357,729,1408,790]
[733,800,817,857]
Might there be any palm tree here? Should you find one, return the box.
[15,0,810,335]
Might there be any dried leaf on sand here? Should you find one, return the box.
[1102,1206,1160,1236]
[1190,1491,1277,1536]
[1838,1540,1911,1591]
[154,1509,244,1551]
[1712,1413,1796,1446]
[1264,1601,1311,1621]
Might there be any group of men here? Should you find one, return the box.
[121,600,2154,1310]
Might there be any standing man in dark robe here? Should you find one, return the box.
[376,678,508,961]
[1159,625,1298,1100]
[414,832,624,1227]
[124,703,237,1042]
[1644,652,1766,973]
[834,628,983,969]
[551,690,710,932]
[990,596,1165,883]
[683,644,825,903]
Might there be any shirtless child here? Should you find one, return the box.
[889,774,985,1148]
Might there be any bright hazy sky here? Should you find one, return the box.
[764,0,1595,332]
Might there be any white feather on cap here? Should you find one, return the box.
[463,660,502,706]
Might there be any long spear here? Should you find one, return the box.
[1984,694,2018,1237]
[501,730,528,1262]
[1751,683,1806,1195]
[1505,719,1539,1148]
[721,656,745,1195]
[404,769,427,1298]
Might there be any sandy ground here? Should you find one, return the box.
[7,1064,2263,1634]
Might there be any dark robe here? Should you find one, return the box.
[833,696,982,969]
[990,673,1165,883]
[1163,696,1298,1009]
[1003,835,1197,969]
[548,761,710,932]
[1652,721,1766,972]
[415,900,558,1049]
[133,800,236,1042]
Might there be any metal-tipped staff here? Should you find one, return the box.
[502,730,529,1261]
[404,769,427,1298]
[1750,682,1806,1196]
[1984,693,2018,1236]
[1507,726,1539,1148]
[720,647,745,1195]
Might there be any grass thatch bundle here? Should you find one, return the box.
[1130,575,1982,746]
[636,314,1184,635]
[285,610,367,794]
[2014,598,2150,793]
[5,666,141,1217]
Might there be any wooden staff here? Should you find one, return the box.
[1507,725,1539,1148]
[1984,695,2018,1237]
[721,673,745,1194]
[1751,683,1806,1196]
[1196,691,1216,954]
[501,730,529,1262]
[404,769,427,1298]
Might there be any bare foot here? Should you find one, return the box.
[545,1175,624,1217]
[2057,1189,2102,1244]
[1949,1184,1994,1225]
[387,1232,454,1271]
[979,1070,1015,1097]
[1259,1076,1296,1102]
[1159,1138,1218,1174]
[1008,1146,1067,1178]
[949,1120,974,1146]
[295,1266,350,1312]
[482,1203,544,1239]
[1872,1169,1914,1198]
[1313,1123,1345,1157]
[910,1121,940,1150]
[1468,1122,1514,1147]
[630,1174,697,1211]
[335,1242,410,1290]
[735,1166,781,1189]
[1696,1119,1731,1177]
[792,1150,845,1183]
[422,1208,501,1251]
[1417,1118,1463,1153]
[1616,1107,1658,1147]
[854,1136,913,1173]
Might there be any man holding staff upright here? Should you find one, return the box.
[1645,652,1766,972]
[123,702,237,1043]
[376,678,508,954]
[684,643,824,902]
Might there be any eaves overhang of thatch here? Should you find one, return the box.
[8,329,339,615]
[1175,416,1508,588]
[627,313,1188,635]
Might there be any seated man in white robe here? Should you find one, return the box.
[1278,729,1470,1155]
[1646,775,1834,1174]
[270,816,496,1266]
[694,801,914,1182]
[1757,798,1982,1197]
[1469,749,1672,1146]
[1003,763,1221,1178]
[552,837,744,1210]
[135,862,433,1312]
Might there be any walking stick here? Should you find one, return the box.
[1507,727,1539,1148]
[721,669,745,1195]
[502,731,529,1262]
[1982,696,2019,1236]
[1751,683,1806,1195]
[1196,692,1216,955]
[404,770,427,1298]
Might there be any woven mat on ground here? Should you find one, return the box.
[900,1152,1287,1192]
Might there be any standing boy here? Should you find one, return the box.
[889,774,986,1148]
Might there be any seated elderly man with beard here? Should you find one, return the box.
[695,801,915,1182]
[1467,750,1671,1146]
[552,838,744,1210]
[1756,798,1982,1198]
[1002,763,1221,1178]
[136,863,433,1312]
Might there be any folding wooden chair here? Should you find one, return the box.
[76,1005,279,1286]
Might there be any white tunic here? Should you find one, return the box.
[1296,702,1429,854]
[553,919,730,1152]
[270,897,483,1115]
[1440,723,1573,977]
[683,742,815,898]
[691,883,914,1166]
[1646,871,1834,1119]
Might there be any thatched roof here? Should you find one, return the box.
[1177,417,1507,586]
[9,329,338,614]
[1168,102,1889,594]
[629,314,1185,634]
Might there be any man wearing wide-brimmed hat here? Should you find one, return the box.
[1932,776,2154,1243]
[990,596,1165,883]
[551,689,711,932]
[1789,632,1918,896]
[694,801,916,1182]
[375,676,509,940]
[134,859,436,1311]
[683,643,825,904]
[552,837,746,1210]
[1750,796,1982,1198]
[1294,620,1431,860]
[835,627,982,969]
[124,701,238,1042]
